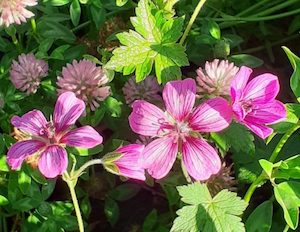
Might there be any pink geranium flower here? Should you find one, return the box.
[230,66,286,139]
[112,144,145,181]
[129,78,232,180]
[7,92,103,178]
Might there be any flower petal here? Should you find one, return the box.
[115,144,145,180]
[60,126,103,148]
[129,100,171,136]
[230,66,252,102]
[246,101,286,125]
[243,120,273,139]
[38,145,68,178]
[7,140,45,170]
[243,73,279,103]
[163,78,196,121]
[54,92,85,132]
[189,97,232,132]
[143,136,178,179]
[182,136,221,181]
[11,110,47,136]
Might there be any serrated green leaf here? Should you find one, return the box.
[245,200,273,232]
[274,181,300,229]
[172,183,248,232]
[211,122,255,155]
[105,0,188,83]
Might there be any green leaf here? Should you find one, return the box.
[171,183,248,232]
[108,183,141,201]
[42,180,56,200]
[274,181,300,230]
[49,0,71,6]
[229,54,263,68]
[282,46,300,101]
[259,159,274,178]
[18,170,32,195]
[68,144,103,156]
[271,104,299,134]
[105,97,122,117]
[0,154,9,172]
[211,122,255,155]
[116,0,128,7]
[0,195,9,206]
[245,200,273,232]
[104,197,119,226]
[105,0,188,83]
[143,209,158,231]
[70,0,81,26]
[90,5,106,29]
[274,155,300,180]
[208,20,221,40]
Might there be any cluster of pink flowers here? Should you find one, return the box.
[10,53,48,94]
[57,59,111,111]
[0,0,37,27]
[196,59,239,96]
[6,60,286,182]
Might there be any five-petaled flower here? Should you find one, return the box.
[7,92,103,178]
[129,78,232,180]
[230,66,286,139]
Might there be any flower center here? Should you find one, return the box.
[241,100,253,114]
[172,121,191,141]
[38,122,59,144]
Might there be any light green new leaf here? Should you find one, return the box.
[245,200,273,232]
[282,46,300,101]
[171,183,248,232]
[274,181,300,230]
[105,0,188,83]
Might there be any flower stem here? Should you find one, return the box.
[63,172,84,232]
[73,159,102,179]
[283,224,290,232]
[179,0,207,45]
[244,123,300,203]
[10,34,21,53]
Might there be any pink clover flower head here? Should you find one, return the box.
[230,66,286,139]
[0,0,37,27]
[10,53,48,94]
[7,92,103,178]
[57,59,111,111]
[103,144,145,181]
[129,78,233,181]
[196,59,239,96]
[122,76,162,105]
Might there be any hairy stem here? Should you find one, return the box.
[179,0,207,45]
[244,124,300,203]
[63,172,84,232]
